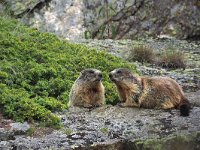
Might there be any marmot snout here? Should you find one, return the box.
[109,68,191,116]
[68,69,105,108]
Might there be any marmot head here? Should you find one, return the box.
[79,69,103,84]
[109,68,137,86]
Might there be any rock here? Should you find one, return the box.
[1,89,200,149]
[10,122,30,134]
[0,141,12,150]
[5,0,43,16]
[0,3,4,13]
[23,0,85,40]
[0,128,14,141]
[1,0,200,40]
[185,90,200,107]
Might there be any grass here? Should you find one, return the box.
[157,50,186,70]
[126,46,155,64]
[126,46,186,70]
[100,127,109,134]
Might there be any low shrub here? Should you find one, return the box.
[157,50,186,70]
[126,45,186,70]
[126,46,155,64]
[0,15,137,127]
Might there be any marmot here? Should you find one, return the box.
[109,68,190,116]
[68,69,105,108]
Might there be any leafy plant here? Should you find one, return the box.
[0,15,137,127]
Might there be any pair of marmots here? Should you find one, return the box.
[68,68,190,116]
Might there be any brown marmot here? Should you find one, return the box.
[109,68,190,116]
[68,69,105,108]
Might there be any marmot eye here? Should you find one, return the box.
[117,70,122,74]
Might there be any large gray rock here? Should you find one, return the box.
[1,0,200,40]
[0,141,12,150]
[85,0,200,40]
[0,128,14,141]
[4,0,43,16]
[1,0,85,40]
[10,122,30,134]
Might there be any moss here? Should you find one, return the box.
[134,133,200,150]
[26,127,36,136]
[100,127,109,134]
[0,15,137,127]
[141,139,162,150]
[63,128,73,135]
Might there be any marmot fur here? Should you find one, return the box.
[109,68,190,116]
[68,69,105,108]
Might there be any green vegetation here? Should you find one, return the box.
[127,46,186,69]
[63,128,73,135]
[0,16,137,127]
[100,127,109,134]
[126,46,155,64]
[158,50,186,70]
[134,133,200,150]
[26,127,36,136]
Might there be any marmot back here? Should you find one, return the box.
[109,68,190,116]
[68,69,105,108]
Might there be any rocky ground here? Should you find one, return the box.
[0,38,200,150]
[1,100,200,149]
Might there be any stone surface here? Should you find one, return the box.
[0,93,200,149]
[89,0,200,40]
[185,90,200,107]
[0,129,14,141]
[2,0,86,40]
[10,122,30,133]
[4,0,43,16]
[0,3,3,13]
[1,0,200,40]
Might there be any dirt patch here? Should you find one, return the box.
[0,113,12,130]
